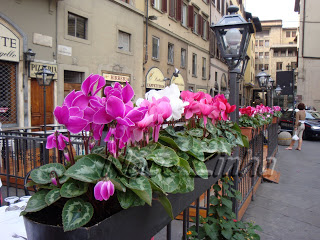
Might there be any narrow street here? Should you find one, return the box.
[242,139,320,240]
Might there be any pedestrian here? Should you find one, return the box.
[285,103,306,151]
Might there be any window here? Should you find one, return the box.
[255,52,258,59]
[289,42,293,44]
[265,40,269,47]
[118,31,130,52]
[276,62,283,70]
[221,0,225,15]
[168,43,174,64]
[288,50,293,56]
[212,0,216,5]
[259,52,263,58]
[292,31,296,37]
[259,64,263,70]
[217,0,220,12]
[203,18,207,40]
[182,3,188,27]
[265,64,269,70]
[255,64,257,70]
[68,12,87,39]
[291,62,297,69]
[265,52,269,58]
[281,50,286,57]
[152,36,160,59]
[259,40,263,46]
[274,51,278,57]
[193,11,198,34]
[64,70,84,97]
[255,40,258,46]
[286,31,291,37]
[169,0,176,18]
[202,57,206,79]
[192,53,197,76]
[181,48,186,68]
[153,0,161,10]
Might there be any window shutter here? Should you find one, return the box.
[188,5,194,29]
[151,0,154,7]
[162,0,167,12]
[207,21,209,40]
[176,0,182,21]
[169,0,174,17]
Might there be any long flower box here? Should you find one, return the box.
[24,154,233,240]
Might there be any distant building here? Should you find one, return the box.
[254,20,298,106]
[295,0,320,111]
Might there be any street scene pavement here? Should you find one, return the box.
[242,139,320,240]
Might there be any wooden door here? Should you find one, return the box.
[31,79,54,126]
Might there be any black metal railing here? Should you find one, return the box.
[267,123,279,158]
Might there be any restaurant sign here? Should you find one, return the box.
[146,67,165,89]
[0,23,20,62]
[171,73,185,91]
[102,72,130,83]
[29,62,58,79]
[197,88,208,93]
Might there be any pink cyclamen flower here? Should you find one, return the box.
[94,180,115,201]
[46,131,70,150]
[51,177,57,186]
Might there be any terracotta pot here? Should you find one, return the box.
[240,127,253,141]
[272,116,278,124]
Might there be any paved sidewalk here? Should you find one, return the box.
[242,139,320,240]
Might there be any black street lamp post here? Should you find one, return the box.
[35,65,55,135]
[275,85,282,106]
[256,68,270,106]
[267,77,275,107]
[211,5,254,123]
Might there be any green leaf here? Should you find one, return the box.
[110,178,126,192]
[232,122,241,133]
[90,146,105,155]
[178,157,191,173]
[125,147,149,176]
[159,135,179,149]
[173,167,194,193]
[108,155,122,170]
[120,176,152,206]
[177,151,189,160]
[192,159,208,179]
[60,179,89,198]
[217,138,232,155]
[24,190,49,212]
[62,198,93,232]
[175,135,193,151]
[164,126,178,137]
[45,189,61,206]
[204,223,218,240]
[158,193,174,220]
[187,128,203,137]
[147,146,179,167]
[221,197,233,209]
[221,228,233,239]
[150,164,180,193]
[139,143,157,158]
[241,134,249,148]
[117,189,145,209]
[65,154,115,183]
[188,138,205,161]
[30,163,65,184]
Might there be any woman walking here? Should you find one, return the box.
[286,103,306,151]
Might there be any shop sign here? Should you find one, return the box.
[29,62,58,79]
[102,72,130,83]
[197,88,208,93]
[146,67,165,89]
[0,23,20,62]
[171,74,185,91]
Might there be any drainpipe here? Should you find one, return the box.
[144,0,149,65]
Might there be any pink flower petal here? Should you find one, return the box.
[93,108,114,124]
[94,181,104,201]
[54,106,69,125]
[122,83,134,103]
[106,96,125,119]
[126,109,145,123]
[101,181,111,200]
[72,95,89,110]
[46,134,56,149]
[65,117,88,133]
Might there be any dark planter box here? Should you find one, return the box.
[24,155,234,240]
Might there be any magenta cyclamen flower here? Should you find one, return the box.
[51,177,57,186]
[94,180,115,201]
[46,131,70,150]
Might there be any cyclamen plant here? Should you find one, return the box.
[22,74,247,232]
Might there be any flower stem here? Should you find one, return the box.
[55,131,62,164]
[67,131,75,165]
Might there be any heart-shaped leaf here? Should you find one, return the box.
[62,198,93,232]
[192,159,208,179]
[117,189,145,209]
[164,126,178,137]
[150,164,180,193]
[175,135,193,151]
[188,138,205,161]
[159,135,179,149]
[60,179,89,198]
[30,163,65,184]
[187,128,204,137]
[45,189,61,205]
[65,154,115,183]
[24,190,49,212]
[147,146,179,167]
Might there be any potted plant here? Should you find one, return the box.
[21,75,248,240]
[272,106,282,123]
[239,106,256,141]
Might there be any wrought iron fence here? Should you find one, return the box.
[267,123,279,158]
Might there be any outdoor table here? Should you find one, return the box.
[0,201,27,239]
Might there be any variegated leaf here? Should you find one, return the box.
[60,179,89,198]
[178,157,191,173]
[24,190,49,212]
[125,147,149,176]
[192,159,209,179]
[172,167,194,193]
[30,163,66,184]
[62,198,93,232]
[110,178,126,192]
[187,128,203,137]
[164,126,178,137]
[64,154,115,183]
[150,164,180,193]
[146,146,179,167]
[139,143,158,158]
[45,189,61,205]
[117,189,145,209]
[175,135,193,152]
[188,138,205,161]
